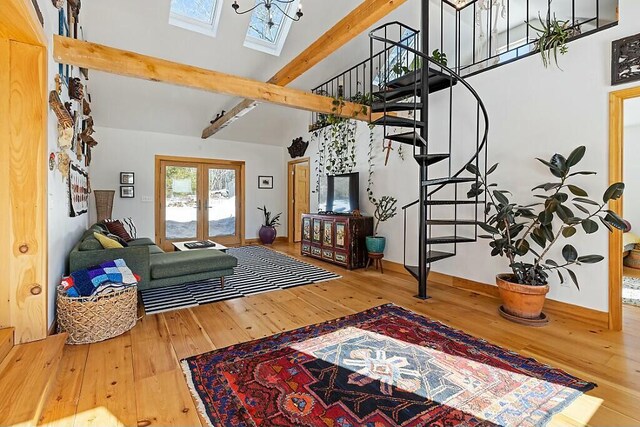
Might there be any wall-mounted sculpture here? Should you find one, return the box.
[288,137,309,158]
[612,32,640,86]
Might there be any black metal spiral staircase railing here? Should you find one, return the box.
[369,21,489,299]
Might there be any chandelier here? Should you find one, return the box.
[232,0,303,29]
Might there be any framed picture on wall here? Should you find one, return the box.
[258,175,273,189]
[612,33,640,86]
[120,172,135,185]
[120,186,135,198]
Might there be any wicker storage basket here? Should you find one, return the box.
[57,285,138,345]
[624,249,640,270]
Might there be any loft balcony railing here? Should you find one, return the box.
[438,0,618,76]
[309,0,618,129]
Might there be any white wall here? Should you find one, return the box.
[89,127,288,241]
[624,124,640,228]
[39,0,90,328]
[306,0,640,313]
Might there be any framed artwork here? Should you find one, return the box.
[335,222,346,248]
[120,172,135,184]
[313,219,321,243]
[69,163,88,217]
[302,217,311,240]
[120,186,135,198]
[612,33,640,86]
[323,221,333,246]
[258,175,273,189]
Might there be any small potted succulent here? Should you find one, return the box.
[467,146,625,323]
[366,196,397,254]
[258,205,282,245]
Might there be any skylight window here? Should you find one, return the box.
[169,0,224,38]
[243,0,300,56]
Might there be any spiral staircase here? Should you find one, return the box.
[369,21,489,299]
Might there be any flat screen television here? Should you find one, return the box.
[318,172,359,214]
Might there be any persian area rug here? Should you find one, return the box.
[182,304,595,427]
[623,276,640,307]
[141,246,340,314]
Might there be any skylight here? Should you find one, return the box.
[243,0,300,56]
[169,0,224,38]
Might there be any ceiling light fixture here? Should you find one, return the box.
[232,0,303,29]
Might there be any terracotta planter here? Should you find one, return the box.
[496,274,549,319]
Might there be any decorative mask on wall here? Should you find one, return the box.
[69,78,84,101]
[287,137,309,159]
[51,0,64,9]
[57,151,70,179]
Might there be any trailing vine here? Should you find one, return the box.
[367,124,376,204]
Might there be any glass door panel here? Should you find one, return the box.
[206,167,241,245]
[163,165,199,244]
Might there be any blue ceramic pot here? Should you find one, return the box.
[259,226,277,244]
[365,236,386,254]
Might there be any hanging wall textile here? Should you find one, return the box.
[183,304,596,427]
[612,32,640,85]
[69,163,89,217]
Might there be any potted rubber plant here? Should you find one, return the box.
[366,196,397,254]
[258,205,282,245]
[466,146,625,322]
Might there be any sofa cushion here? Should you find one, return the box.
[128,238,156,247]
[94,232,124,249]
[148,245,164,255]
[78,236,103,251]
[104,220,133,242]
[149,250,237,280]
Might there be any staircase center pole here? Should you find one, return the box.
[417,0,430,299]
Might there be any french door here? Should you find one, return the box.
[156,156,245,250]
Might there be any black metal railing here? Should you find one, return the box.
[437,0,618,76]
[310,0,618,115]
[310,26,419,130]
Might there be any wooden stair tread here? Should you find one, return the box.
[0,333,67,427]
[0,327,14,365]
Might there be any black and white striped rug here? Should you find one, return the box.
[140,246,340,314]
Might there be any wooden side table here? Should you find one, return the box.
[366,252,384,274]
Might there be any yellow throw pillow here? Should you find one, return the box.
[94,232,124,249]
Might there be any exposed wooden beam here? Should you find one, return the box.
[201,0,408,139]
[53,36,370,120]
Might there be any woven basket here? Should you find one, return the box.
[93,190,115,223]
[57,286,138,345]
[624,249,640,270]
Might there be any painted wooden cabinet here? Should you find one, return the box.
[301,214,373,269]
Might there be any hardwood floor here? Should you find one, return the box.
[38,243,640,427]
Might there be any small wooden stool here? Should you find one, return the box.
[367,252,384,274]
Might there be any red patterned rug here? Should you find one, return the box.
[182,304,595,427]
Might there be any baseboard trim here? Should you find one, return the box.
[382,259,609,328]
[244,236,288,245]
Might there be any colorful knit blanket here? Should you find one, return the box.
[62,259,138,297]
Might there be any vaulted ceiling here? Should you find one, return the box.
[82,0,420,145]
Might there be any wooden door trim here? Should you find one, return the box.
[287,158,310,243]
[155,155,245,248]
[0,0,48,343]
[609,85,640,331]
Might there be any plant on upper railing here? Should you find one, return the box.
[466,146,625,289]
[527,2,579,69]
[389,49,448,80]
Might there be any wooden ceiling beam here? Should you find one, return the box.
[53,36,371,121]
[201,0,408,139]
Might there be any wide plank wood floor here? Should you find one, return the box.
[38,243,640,427]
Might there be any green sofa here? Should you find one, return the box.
[68,223,237,290]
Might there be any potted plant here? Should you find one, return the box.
[258,205,282,245]
[366,196,397,254]
[466,146,625,322]
[527,2,580,69]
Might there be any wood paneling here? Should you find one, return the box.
[0,39,10,330]
[36,242,640,426]
[0,0,46,46]
[201,0,408,138]
[3,40,48,343]
[0,327,13,364]
[609,85,640,331]
[53,36,369,120]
